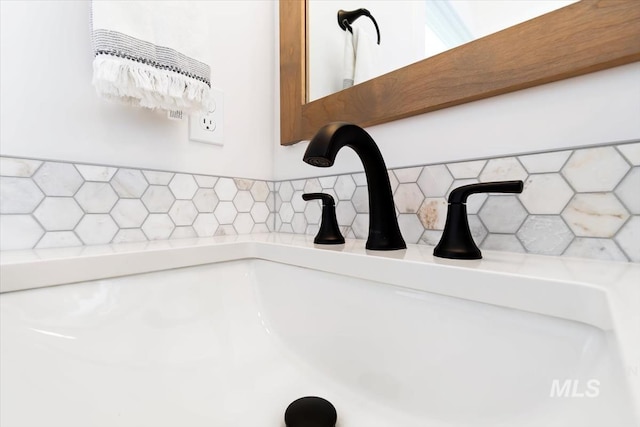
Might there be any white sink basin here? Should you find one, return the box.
[1,234,638,426]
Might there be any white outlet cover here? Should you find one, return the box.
[189,88,224,146]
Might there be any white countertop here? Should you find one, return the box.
[1,232,637,294]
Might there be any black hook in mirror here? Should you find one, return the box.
[337,8,380,45]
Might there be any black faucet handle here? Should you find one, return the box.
[448,180,524,204]
[302,193,335,205]
[435,180,524,260]
[302,193,345,245]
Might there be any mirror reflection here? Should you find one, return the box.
[308,0,578,102]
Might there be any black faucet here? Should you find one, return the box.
[434,180,524,259]
[303,122,406,250]
[302,193,345,245]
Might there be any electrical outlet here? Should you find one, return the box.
[189,88,224,145]
[200,114,216,132]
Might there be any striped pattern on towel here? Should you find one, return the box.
[93,29,210,87]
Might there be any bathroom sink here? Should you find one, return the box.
[0,235,638,426]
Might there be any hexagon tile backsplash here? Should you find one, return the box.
[1,141,639,262]
[273,141,639,263]
[0,160,275,250]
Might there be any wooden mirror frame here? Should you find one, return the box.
[280,0,640,145]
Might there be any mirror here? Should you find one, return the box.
[280,0,640,145]
[308,0,578,101]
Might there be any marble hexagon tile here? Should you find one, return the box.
[0,157,276,250]
[562,146,629,192]
[0,177,44,214]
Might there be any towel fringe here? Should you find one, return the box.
[92,55,212,113]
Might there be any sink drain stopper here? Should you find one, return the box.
[284,396,337,427]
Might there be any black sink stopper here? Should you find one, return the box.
[434,180,524,260]
[302,193,345,245]
[284,396,337,427]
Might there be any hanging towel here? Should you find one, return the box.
[342,27,378,89]
[342,30,355,89]
[90,1,212,113]
[353,27,378,85]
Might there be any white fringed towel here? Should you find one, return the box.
[91,1,212,113]
[342,27,378,89]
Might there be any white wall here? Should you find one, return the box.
[0,0,275,181]
[274,62,640,181]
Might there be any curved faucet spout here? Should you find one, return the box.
[303,122,406,250]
